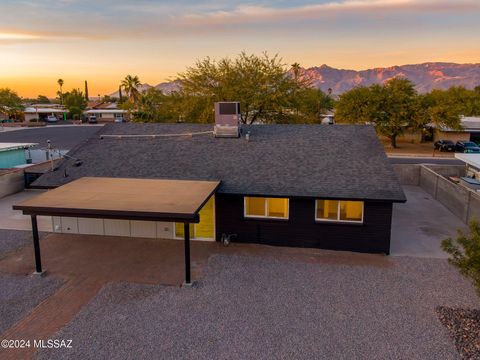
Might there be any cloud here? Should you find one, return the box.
[176,0,480,25]
[1,0,479,43]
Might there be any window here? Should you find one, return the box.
[315,200,363,223]
[244,197,289,219]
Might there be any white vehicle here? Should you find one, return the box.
[46,115,58,123]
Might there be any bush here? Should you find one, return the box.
[442,219,480,296]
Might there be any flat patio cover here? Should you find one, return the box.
[13,177,221,285]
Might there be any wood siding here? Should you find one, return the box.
[215,195,393,254]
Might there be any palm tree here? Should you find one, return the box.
[121,75,141,104]
[57,78,64,104]
[291,63,301,81]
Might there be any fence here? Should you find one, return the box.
[393,163,480,223]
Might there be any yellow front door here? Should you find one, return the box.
[175,196,215,240]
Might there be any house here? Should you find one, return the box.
[29,118,405,255]
[0,143,37,168]
[454,153,480,190]
[23,104,67,122]
[435,116,480,143]
[83,102,127,122]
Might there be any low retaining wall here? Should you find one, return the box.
[393,163,479,223]
[0,169,24,199]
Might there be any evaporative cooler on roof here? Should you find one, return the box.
[214,102,241,138]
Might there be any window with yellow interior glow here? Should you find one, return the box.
[315,200,363,223]
[244,197,289,219]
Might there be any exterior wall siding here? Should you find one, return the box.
[215,195,393,254]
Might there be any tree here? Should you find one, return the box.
[291,62,301,81]
[57,79,64,104]
[442,219,480,297]
[415,90,461,131]
[133,88,164,122]
[36,95,50,104]
[335,78,418,148]
[63,89,87,120]
[287,87,334,123]
[121,75,141,104]
[84,80,89,101]
[177,52,301,124]
[118,86,123,102]
[0,88,24,119]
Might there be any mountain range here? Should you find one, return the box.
[110,62,480,97]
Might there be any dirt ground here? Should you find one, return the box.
[380,138,454,157]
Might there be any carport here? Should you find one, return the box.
[13,177,220,285]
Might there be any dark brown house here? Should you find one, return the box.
[32,122,406,254]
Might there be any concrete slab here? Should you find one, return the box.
[391,185,467,258]
[0,190,52,231]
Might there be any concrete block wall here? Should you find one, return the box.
[434,175,469,221]
[0,169,24,199]
[419,166,437,198]
[392,164,420,186]
[393,163,479,223]
[467,192,480,222]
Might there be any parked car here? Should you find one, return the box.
[88,115,97,124]
[455,141,480,153]
[46,115,58,123]
[114,117,124,123]
[434,140,455,152]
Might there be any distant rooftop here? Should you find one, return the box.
[0,143,37,152]
[455,153,480,169]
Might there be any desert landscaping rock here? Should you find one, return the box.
[436,306,480,360]
[0,273,63,334]
[0,229,45,258]
[36,255,477,360]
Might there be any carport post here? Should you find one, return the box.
[31,215,43,274]
[184,222,191,285]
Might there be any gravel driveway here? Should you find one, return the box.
[35,254,477,360]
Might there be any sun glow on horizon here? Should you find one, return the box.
[0,32,41,40]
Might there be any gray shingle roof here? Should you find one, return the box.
[33,123,406,202]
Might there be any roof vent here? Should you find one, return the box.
[214,102,240,138]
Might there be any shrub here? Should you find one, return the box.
[442,219,480,296]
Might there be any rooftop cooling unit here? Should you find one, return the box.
[214,102,240,138]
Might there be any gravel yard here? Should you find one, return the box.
[0,229,44,258]
[436,306,480,359]
[0,274,63,334]
[35,254,477,360]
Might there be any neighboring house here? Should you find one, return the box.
[0,143,37,168]
[454,153,480,190]
[435,116,480,143]
[84,102,126,122]
[32,115,405,254]
[24,104,66,122]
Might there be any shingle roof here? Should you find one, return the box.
[32,123,406,202]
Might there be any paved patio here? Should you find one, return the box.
[0,190,52,232]
[391,185,467,258]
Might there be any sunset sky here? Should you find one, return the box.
[0,0,479,98]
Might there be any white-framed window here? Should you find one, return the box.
[315,199,364,223]
[244,197,289,219]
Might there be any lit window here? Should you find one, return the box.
[244,197,289,219]
[316,200,363,223]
